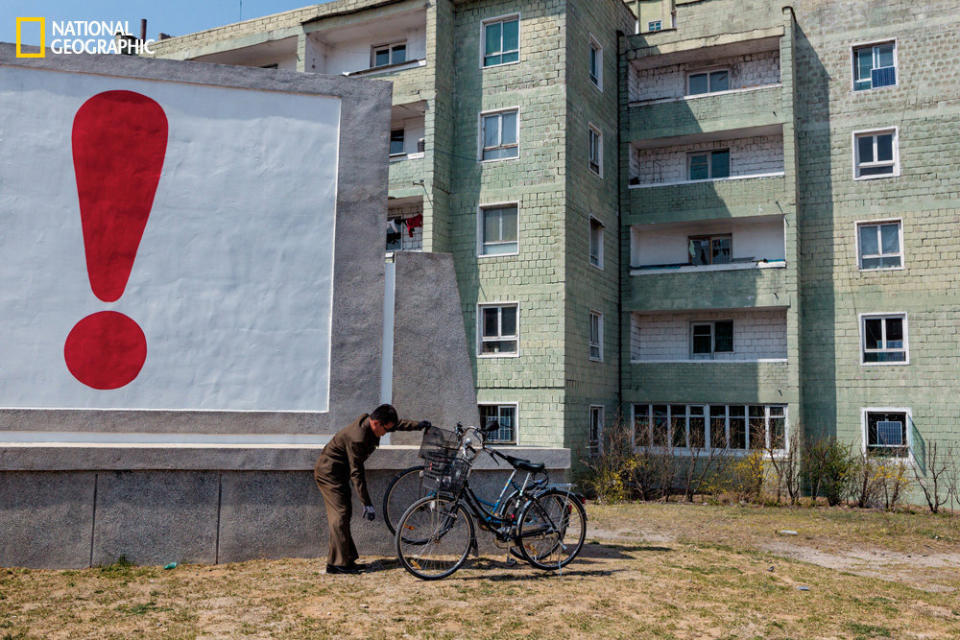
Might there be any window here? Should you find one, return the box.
[854,41,896,91]
[482,16,519,67]
[589,38,602,89]
[861,314,907,364]
[588,125,602,176]
[854,129,897,178]
[385,216,421,252]
[858,221,902,269]
[865,410,909,457]
[648,20,662,32]
[687,70,729,96]
[589,217,604,268]
[480,110,518,161]
[691,320,733,357]
[589,311,603,362]
[633,404,787,451]
[688,149,729,180]
[480,404,517,444]
[372,42,406,68]
[688,234,732,266]
[589,405,604,453]
[389,129,405,156]
[479,204,518,256]
[479,304,518,356]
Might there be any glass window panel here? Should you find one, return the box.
[375,48,390,67]
[689,154,709,180]
[881,224,899,255]
[730,409,746,449]
[484,54,501,66]
[879,256,901,268]
[689,238,709,265]
[856,48,873,81]
[711,150,730,178]
[501,112,518,144]
[877,44,894,68]
[500,207,517,242]
[860,225,879,256]
[671,406,686,448]
[886,317,903,347]
[864,318,883,349]
[484,22,501,56]
[689,413,706,449]
[714,321,734,352]
[858,136,874,163]
[590,46,599,80]
[710,406,727,449]
[712,237,731,264]
[502,19,518,52]
[877,134,893,162]
[688,73,708,95]
[860,165,893,176]
[770,416,785,449]
[390,130,405,155]
[483,307,499,337]
[861,257,882,269]
[652,405,668,446]
[634,405,650,447]
[692,324,712,354]
[500,306,517,336]
[501,51,519,64]
[392,45,406,64]
[590,315,600,343]
[710,70,729,92]
[483,115,499,148]
[749,406,765,450]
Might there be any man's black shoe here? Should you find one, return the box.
[325,563,365,575]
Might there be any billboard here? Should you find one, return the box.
[0,65,341,412]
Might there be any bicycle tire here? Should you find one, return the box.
[395,495,475,580]
[382,465,427,535]
[516,490,587,570]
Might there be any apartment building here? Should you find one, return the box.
[150,0,960,478]
[149,0,634,455]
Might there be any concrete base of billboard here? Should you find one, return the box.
[0,447,569,568]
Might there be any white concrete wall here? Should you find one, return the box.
[632,134,784,185]
[630,50,781,102]
[631,310,788,361]
[631,216,785,267]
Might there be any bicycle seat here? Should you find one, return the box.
[502,454,545,473]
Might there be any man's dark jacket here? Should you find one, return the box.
[314,413,421,506]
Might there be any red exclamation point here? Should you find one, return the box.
[64,90,168,390]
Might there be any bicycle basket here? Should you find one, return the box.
[419,426,471,493]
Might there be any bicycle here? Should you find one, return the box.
[393,423,587,580]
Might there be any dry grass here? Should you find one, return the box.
[1,503,959,640]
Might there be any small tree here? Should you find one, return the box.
[765,428,802,505]
[850,449,883,509]
[876,459,911,511]
[802,438,855,506]
[913,441,955,514]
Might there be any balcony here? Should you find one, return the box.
[387,102,427,196]
[628,84,783,142]
[386,196,423,253]
[628,264,788,311]
[627,173,787,225]
[629,309,788,362]
[625,360,792,405]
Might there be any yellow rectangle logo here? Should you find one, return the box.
[16,17,45,58]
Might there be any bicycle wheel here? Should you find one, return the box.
[382,465,428,535]
[497,490,528,561]
[516,490,586,570]
[395,495,475,580]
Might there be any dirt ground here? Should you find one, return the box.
[1,502,959,640]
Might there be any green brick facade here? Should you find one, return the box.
[150,0,960,491]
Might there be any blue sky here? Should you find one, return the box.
[4,0,334,45]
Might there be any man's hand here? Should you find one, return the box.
[362,505,376,521]
[417,420,432,431]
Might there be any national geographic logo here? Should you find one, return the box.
[15,18,156,57]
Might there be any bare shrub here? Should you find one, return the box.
[765,428,802,505]
[913,441,955,514]
[850,450,884,509]
[875,459,911,511]
[578,417,633,504]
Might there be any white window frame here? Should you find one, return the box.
[477,302,519,358]
[648,20,662,32]
[861,407,913,461]
[631,403,789,454]
[477,202,520,258]
[853,127,899,180]
[480,13,520,69]
[588,124,603,177]
[589,35,603,91]
[589,311,603,362]
[686,68,731,96]
[855,218,904,271]
[687,148,730,181]
[479,402,519,445]
[589,216,604,270]
[371,41,407,68]
[478,107,520,162]
[589,405,604,454]
[851,39,898,92]
[859,312,909,366]
[690,320,734,358]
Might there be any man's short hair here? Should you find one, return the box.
[370,404,399,428]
